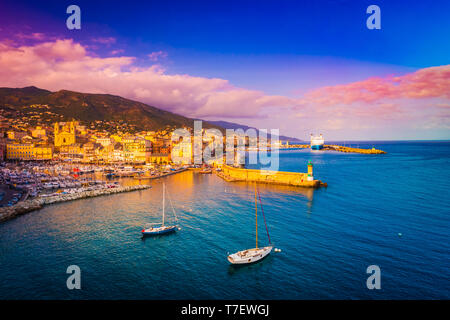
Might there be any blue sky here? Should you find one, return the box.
[3,0,449,65]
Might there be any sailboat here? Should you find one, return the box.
[142,182,178,236]
[227,183,273,264]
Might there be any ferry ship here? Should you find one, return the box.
[310,134,324,150]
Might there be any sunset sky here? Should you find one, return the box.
[0,0,449,140]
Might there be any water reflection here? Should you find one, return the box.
[141,231,178,242]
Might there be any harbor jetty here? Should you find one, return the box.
[325,145,386,154]
[281,144,386,154]
[217,162,326,188]
[0,184,150,223]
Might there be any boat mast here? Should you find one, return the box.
[255,183,258,249]
[257,189,271,245]
[162,183,165,226]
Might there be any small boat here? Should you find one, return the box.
[142,183,178,236]
[199,169,212,174]
[227,183,273,265]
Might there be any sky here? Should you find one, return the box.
[0,0,449,140]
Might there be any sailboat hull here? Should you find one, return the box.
[142,225,177,236]
[227,246,273,265]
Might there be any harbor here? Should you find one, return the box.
[0,162,188,202]
[0,161,189,223]
[1,131,396,225]
[0,141,448,299]
[0,184,150,223]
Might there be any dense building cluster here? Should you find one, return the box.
[0,104,279,166]
[0,115,194,165]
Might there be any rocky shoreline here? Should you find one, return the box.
[0,184,151,223]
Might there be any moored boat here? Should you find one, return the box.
[227,183,273,265]
[142,183,178,236]
[142,224,177,235]
[227,246,273,264]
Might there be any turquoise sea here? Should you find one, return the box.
[0,141,449,299]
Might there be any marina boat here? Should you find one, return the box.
[310,133,324,150]
[142,183,178,236]
[43,183,53,189]
[227,183,273,265]
[116,166,137,177]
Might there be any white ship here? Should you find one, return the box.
[310,134,324,150]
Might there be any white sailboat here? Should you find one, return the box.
[227,184,273,264]
[142,183,178,236]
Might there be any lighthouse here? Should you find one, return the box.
[307,160,314,181]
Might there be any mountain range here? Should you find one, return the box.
[0,86,301,141]
[0,86,218,132]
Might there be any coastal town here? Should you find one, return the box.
[0,105,180,164]
[0,111,192,221]
[0,104,385,221]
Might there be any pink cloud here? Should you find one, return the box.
[0,38,291,118]
[15,32,47,41]
[303,65,450,107]
[90,37,116,45]
[110,49,125,55]
[147,50,168,61]
[293,66,450,135]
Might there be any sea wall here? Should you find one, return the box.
[0,184,151,223]
[220,165,322,188]
[325,145,386,154]
[281,144,386,154]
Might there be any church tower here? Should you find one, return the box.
[54,121,76,147]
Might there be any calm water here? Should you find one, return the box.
[0,141,449,299]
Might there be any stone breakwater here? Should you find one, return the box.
[280,144,386,154]
[0,185,151,223]
[325,145,386,154]
[218,165,326,188]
